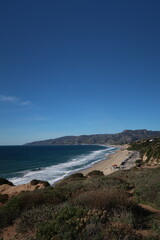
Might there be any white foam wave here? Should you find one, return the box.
[9,146,117,185]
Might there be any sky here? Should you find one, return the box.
[0,0,160,145]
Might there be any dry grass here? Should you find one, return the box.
[71,188,132,211]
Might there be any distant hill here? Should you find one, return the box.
[25,129,160,145]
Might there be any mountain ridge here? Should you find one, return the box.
[25,129,160,145]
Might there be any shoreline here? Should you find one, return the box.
[79,144,139,176]
[0,145,140,196]
[53,144,139,185]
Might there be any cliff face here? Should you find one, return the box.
[25,129,160,145]
[128,138,160,165]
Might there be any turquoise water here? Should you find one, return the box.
[0,145,116,185]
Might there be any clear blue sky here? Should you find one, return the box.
[0,0,160,145]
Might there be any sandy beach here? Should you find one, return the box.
[80,145,140,176]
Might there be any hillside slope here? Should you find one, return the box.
[1,168,160,240]
[128,138,160,165]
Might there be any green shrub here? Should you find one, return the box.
[0,195,23,228]
[151,215,160,235]
[35,201,147,240]
[55,174,130,202]
[0,188,66,228]
[109,209,134,226]
[87,170,104,177]
[16,204,58,233]
[63,173,85,181]
[42,181,50,187]
[79,223,105,240]
[36,204,88,240]
[71,188,131,211]
[129,138,160,164]
[0,178,14,186]
[112,167,160,209]
[105,222,142,240]
[136,159,143,164]
[0,194,9,204]
[30,179,40,185]
[30,179,50,187]
[18,189,66,208]
[143,237,160,240]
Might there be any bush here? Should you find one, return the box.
[63,173,85,181]
[56,175,130,203]
[87,170,104,177]
[83,175,130,192]
[128,138,160,164]
[0,195,23,228]
[0,188,66,228]
[30,179,41,185]
[35,199,147,240]
[42,181,50,187]
[0,178,14,186]
[36,204,88,240]
[30,179,50,187]
[135,159,143,164]
[151,215,160,235]
[0,194,9,204]
[71,188,132,211]
[143,237,160,240]
[79,223,105,240]
[17,188,66,208]
[112,167,160,209]
[16,205,57,233]
[105,222,142,240]
[109,209,134,227]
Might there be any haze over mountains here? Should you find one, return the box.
[26,129,160,145]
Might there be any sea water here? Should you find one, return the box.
[0,145,116,185]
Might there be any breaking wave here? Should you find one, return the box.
[9,146,116,185]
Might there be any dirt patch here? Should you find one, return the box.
[0,183,45,198]
[141,165,160,169]
[0,224,17,240]
[139,203,160,214]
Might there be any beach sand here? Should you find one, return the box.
[80,145,139,176]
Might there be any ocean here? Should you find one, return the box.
[0,145,117,185]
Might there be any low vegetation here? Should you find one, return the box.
[0,187,66,228]
[0,165,160,239]
[0,148,160,240]
[112,167,160,209]
[0,193,8,204]
[87,170,104,177]
[30,179,50,187]
[0,178,14,186]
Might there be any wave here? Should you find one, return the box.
[9,146,117,185]
[31,168,42,172]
